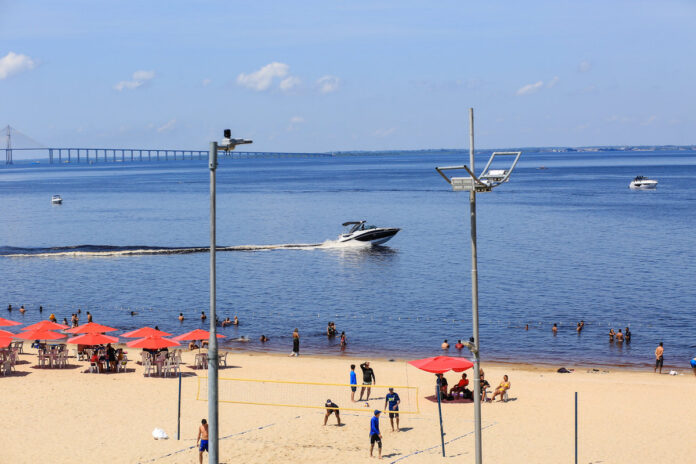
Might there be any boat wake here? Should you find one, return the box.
[0,240,372,258]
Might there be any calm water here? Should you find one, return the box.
[1,150,695,369]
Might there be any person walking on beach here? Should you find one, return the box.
[384,387,401,432]
[290,328,300,356]
[369,410,383,459]
[358,361,376,401]
[350,364,358,402]
[654,342,664,374]
[196,418,208,464]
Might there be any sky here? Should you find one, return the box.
[1,0,695,153]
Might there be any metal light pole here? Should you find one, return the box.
[207,132,252,464]
[208,141,219,464]
[468,108,483,464]
[435,110,521,464]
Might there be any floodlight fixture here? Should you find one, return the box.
[435,151,521,192]
[219,128,253,151]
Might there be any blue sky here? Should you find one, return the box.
[1,0,694,152]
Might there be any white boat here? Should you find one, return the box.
[338,221,400,246]
[629,176,658,190]
[51,195,63,204]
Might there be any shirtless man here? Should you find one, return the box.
[616,329,624,342]
[197,419,209,464]
[654,342,664,374]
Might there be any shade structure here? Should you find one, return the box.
[23,320,70,331]
[126,336,179,349]
[408,356,474,374]
[121,327,172,338]
[0,336,13,348]
[65,322,118,334]
[14,329,67,341]
[67,333,119,345]
[0,317,22,327]
[0,329,17,337]
[173,329,225,342]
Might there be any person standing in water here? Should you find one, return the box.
[552,323,558,335]
[290,328,300,356]
[654,342,664,374]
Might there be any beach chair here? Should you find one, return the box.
[143,358,154,377]
[38,351,49,368]
[164,357,180,377]
[89,359,99,373]
[218,351,228,368]
[1,359,13,376]
[11,340,23,354]
[59,351,69,368]
[117,356,128,373]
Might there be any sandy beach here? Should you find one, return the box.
[1,348,694,463]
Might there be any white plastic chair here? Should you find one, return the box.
[218,351,228,367]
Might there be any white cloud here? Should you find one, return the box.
[317,75,340,94]
[202,78,212,86]
[578,60,591,73]
[279,76,301,92]
[236,62,289,91]
[0,52,37,79]
[547,76,560,88]
[157,119,176,133]
[516,81,544,96]
[114,70,155,91]
[289,116,304,124]
[373,127,396,137]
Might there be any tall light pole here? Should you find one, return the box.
[208,131,252,464]
[436,109,521,464]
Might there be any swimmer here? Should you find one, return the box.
[609,328,615,341]
[6,304,11,312]
[19,305,26,314]
[201,311,206,321]
[616,329,624,342]
[87,312,92,322]
[130,311,137,316]
[232,315,239,326]
[39,305,43,313]
[178,313,185,322]
[624,327,631,342]
[441,339,450,350]
[259,335,268,342]
[576,322,582,333]
[552,323,558,335]
[525,324,529,331]
[455,339,464,350]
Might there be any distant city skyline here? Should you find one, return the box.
[1,1,694,152]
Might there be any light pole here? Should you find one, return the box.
[208,131,252,464]
[435,108,521,464]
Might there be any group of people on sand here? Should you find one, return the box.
[436,368,510,403]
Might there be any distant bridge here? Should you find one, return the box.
[1,125,332,165]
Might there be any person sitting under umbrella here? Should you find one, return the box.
[450,373,472,399]
[490,375,511,402]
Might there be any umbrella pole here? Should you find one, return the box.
[437,377,445,457]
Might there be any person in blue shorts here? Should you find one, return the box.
[370,410,382,459]
[197,418,209,464]
[384,387,401,431]
[350,364,358,402]
[690,356,696,376]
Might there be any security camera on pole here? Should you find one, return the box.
[208,130,252,464]
[435,109,521,464]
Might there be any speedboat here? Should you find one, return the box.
[629,176,658,190]
[51,195,63,204]
[338,221,400,246]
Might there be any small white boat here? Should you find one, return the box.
[629,176,658,190]
[338,221,400,246]
[51,195,63,204]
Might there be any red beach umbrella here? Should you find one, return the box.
[173,329,225,342]
[65,322,118,334]
[23,320,70,331]
[14,329,67,341]
[0,317,22,327]
[0,336,13,348]
[408,356,474,374]
[0,329,17,337]
[121,327,172,338]
[126,336,179,349]
[67,333,119,345]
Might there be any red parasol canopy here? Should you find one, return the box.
[408,356,474,374]
[0,336,13,348]
[23,320,70,331]
[172,329,225,342]
[121,327,172,338]
[65,322,118,334]
[0,329,17,337]
[0,317,22,327]
[126,336,179,349]
[14,329,67,341]
[67,333,119,345]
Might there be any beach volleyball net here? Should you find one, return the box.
[197,376,420,414]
